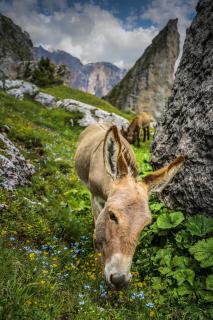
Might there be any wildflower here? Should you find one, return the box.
[150,310,155,318]
[29,253,36,261]
[52,263,58,268]
[84,285,90,289]
[79,300,85,305]
[63,246,68,250]
[40,280,46,285]
[1,230,7,236]
[43,270,49,275]
[9,236,16,241]
[146,302,154,308]
[53,235,58,240]
[138,291,145,300]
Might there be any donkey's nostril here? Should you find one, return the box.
[110,273,127,290]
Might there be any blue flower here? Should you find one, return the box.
[138,291,145,300]
[84,285,90,289]
[9,236,16,241]
[79,300,85,305]
[146,302,154,308]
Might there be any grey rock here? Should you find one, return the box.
[0,133,35,191]
[6,81,39,100]
[105,19,180,121]
[0,15,34,79]
[34,92,58,108]
[151,0,213,215]
[58,99,129,128]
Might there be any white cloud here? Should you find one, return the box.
[0,0,196,69]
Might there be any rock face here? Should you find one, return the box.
[105,19,180,121]
[151,0,213,215]
[72,62,126,97]
[0,133,35,190]
[34,46,126,97]
[0,14,34,79]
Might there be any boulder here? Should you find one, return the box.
[34,92,58,108]
[151,0,213,215]
[0,133,35,191]
[57,99,129,128]
[6,81,39,100]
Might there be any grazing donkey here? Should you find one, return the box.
[122,112,151,146]
[75,123,184,290]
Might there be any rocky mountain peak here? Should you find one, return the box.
[104,18,180,120]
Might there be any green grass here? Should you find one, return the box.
[0,91,212,320]
[42,85,133,120]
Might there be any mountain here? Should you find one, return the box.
[104,19,180,120]
[72,62,126,97]
[34,46,82,72]
[34,46,126,97]
[0,14,34,79]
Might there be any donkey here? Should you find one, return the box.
[74,123,184,290]
[122,112,151,146]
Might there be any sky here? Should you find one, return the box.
[0,0,197,69]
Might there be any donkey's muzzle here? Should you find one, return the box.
[110,273,129,290]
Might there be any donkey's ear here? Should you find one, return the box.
[104,126,128,180]
[143,156,185,194]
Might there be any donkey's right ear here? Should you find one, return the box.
[104,126,128,180]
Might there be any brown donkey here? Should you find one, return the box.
[122,112,151,146]
[75,123,184,290]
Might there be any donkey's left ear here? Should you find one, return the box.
[143,156,185,194]
[104,126,128,180]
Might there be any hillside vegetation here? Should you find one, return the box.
[0,89,212,320]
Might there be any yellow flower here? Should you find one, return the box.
[1,230,7,236]
[150,310,155,318]
[29,253,36,261]
[43,251,48,256]
[137,282,144,288]
[40,280,46,285]
[52,263,58,268]
[43,270,49,275]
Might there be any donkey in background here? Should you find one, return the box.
[75,123,184,290]
[121,112,151,146]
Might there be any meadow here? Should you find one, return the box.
[0,87,212,320]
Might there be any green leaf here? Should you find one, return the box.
[186,214,213,237]
[172,269,195,286]
[172,256,190,269]
[157,212,184,229]
[154,247,174,267]
[189,238,213,268]
[206,274,213,291]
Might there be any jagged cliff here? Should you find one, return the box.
[72,62,126,97]
[105,19,180,120]
[34,46,126,97]
[0,14,34,79]
[151,0,213,215]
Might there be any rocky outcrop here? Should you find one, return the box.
[0,80,39,100]
[0,133,35,190]
[34,46,126,97]
[151,0,213,215]
[105,19,180,121]
[57,99,129,128]
[0,14,34,79]
[2,80,128,128]
[34,92,57,108]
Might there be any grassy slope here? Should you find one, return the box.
[42,85,133,120]
[0,90,212,320]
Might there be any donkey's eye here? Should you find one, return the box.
[109,211,118,223]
